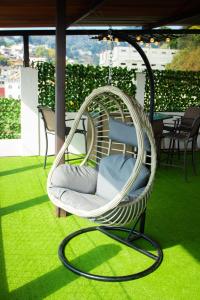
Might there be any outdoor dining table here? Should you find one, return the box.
[152,112,172,130]
[152,112,172,122]
[151,112,172,160]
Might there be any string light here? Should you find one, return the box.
[166,37,170,43]
[103,36,107,41]
[146,43,150,47]
[136,35,141,41]
[114,37,119,43]
[140,40,144,45]
[154,41,159,46]
[150,37,154,43]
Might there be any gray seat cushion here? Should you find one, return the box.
[49,187,109,211]
[50,164,98,194]
[96,155,150,201]
[49,156,148,213]
[109,118,151,152]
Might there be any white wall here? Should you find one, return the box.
[0,67,39,157]
[135,72,145,106]
[21,68,39,156]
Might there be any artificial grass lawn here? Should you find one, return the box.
[0,155,200,300]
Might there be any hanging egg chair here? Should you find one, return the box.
[47,85,163,281]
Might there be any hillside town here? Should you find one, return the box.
[0,41,178,99]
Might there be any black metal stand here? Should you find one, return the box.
[58,225,163,282]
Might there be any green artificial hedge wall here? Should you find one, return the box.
[1,63,200,139]
[34,62,137,111]
[0,98,20,139]
[145,70,200,112]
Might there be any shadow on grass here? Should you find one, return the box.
[0,195,49,299]
[146,160,200,261]
[0,163,43,177]
[8,244,120,300]
[0,218,9,300]
[0,195,48,217]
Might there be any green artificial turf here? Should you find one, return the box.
[0,155,200,300]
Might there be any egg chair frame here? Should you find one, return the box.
[47,85,163,281]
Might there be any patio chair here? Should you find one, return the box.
[164,114,200,180]
[47,86,162,281]
[163,107,200,133]
[38,106,87,168]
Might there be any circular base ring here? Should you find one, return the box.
[58,226,163,282]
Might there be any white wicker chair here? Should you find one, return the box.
[47,86,163,281]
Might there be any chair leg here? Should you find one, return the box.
[139,210,146,234]
[82,118,87,155]
[192,138,197,175]
[84,132,87,154]
[184,140,189,181]
[167,137,173,164]
[156,138,161,166]
[169,138,175,165]
[66,147,69,161]
[44,131,48,169]
[177,140,181,160]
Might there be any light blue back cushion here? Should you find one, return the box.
[96,155,150,201]
[109,118,151,152]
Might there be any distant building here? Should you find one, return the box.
[0,66,21,99]
[0,79,5,97]
[30,56,47,63]
[4,71,21,99]
[5,79,20,99]
[100,46,178,70]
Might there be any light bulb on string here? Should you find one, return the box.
[166,37,170,43]
[140,40,144,45]
[103,36,107,42]
[114,37,119,43]
[150,37,154,43]
[136,35,141,41]
[154,41,159,46]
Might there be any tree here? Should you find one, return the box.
[167,27,200,71]
[0,55,10,66]
[35,46,49,58]
[167,48,200,71]
[47,48,55,62]
[35,46,55,62]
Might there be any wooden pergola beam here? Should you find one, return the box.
[0,29,200,37]
[70,0,106,25]
[145,8,200,29]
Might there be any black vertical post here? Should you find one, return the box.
[55,0,66,217]
[113,32,155,123]
[112,32,155,232]
[23,35,29,67]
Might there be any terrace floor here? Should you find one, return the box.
[0,155,200,300]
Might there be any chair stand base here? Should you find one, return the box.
[58,226,163,282]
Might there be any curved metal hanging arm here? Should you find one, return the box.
[111,32,155,122]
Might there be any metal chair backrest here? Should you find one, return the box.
[181,107,200,129]
[184,107,200,119]
[189,116,200,138]
[38,106,55,132]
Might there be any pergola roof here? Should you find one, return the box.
[0,0,200,28]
